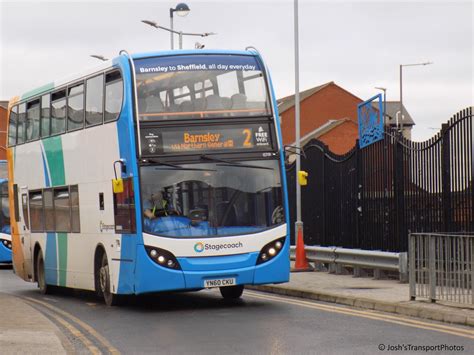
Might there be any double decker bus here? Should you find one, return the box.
[7,49,289,305]
[0,161,12,263]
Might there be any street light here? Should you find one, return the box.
[170,3,190,50]
[292,0,310,271]
[142,20,216,50]
[374,87,387,125]
[90,55,108,61]
[396,111,404,129]
[399,61,433,133]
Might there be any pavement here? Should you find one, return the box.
[0,291,70,354]
[249,267,474,328]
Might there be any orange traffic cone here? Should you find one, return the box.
[292,224,312,272]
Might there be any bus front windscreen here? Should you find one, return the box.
[140,160,284,237]
[134,55,271,120]
[0,180,10,234]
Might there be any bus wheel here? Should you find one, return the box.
[36,252,49,295]
[220,285,244,299]
[99,253,120,306]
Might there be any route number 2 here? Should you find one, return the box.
[242,129,253,147]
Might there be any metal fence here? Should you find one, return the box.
[409,233,474,304]
[286,107,474,252]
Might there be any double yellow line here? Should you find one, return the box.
[23,297,120,354]
[244,291,474,340]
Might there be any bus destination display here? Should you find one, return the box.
[140,124,273,155]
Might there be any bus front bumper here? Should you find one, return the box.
[133,244,289,295]
[0,242,12,263]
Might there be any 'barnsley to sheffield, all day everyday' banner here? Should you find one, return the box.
[135,54,262,74]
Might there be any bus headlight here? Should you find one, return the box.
[257,237,286,265]
[1,239,11,250]
[145,246,181,270]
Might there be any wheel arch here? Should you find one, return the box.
[94,243,107,293]
[33,242,42,282]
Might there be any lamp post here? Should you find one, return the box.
[90,55,108,61]
[399,62,433,134]
[170,3,190,50]
[374,87,387,125]
[292,0,311,271]
[294,0,302,248]
[142,20,216,50]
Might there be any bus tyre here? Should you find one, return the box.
[219,285,244,299]
[36,252,49,295]
[99,253,121,306]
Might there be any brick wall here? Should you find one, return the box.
[279,82,362,153]
[318,121,358,155]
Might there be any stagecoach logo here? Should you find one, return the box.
[100,221,115,232]
[194,242,205,253]
[193,241,244,253]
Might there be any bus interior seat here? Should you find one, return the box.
[205,95,224,111]
[179,101,194,112]
[231,94,247,110]
[145,96,164,113]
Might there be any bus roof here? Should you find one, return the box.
[130,49,257,60]
[11,49,261,104]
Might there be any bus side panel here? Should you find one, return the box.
[114,56,140,294]
[10,141,46,280]
[263,61,290,233]
[255,56,291,284]
[61,124,123,292]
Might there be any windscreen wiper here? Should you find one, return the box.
[142,158,216,172]
[200,155,274,170]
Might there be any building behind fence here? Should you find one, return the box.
[287,107,473,252]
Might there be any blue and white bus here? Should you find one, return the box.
[7,49,289,305]
[0,161,12,263]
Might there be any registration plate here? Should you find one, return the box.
[204,278,236,288]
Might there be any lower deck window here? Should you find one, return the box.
[54,188,71,232]
[29,191,44,232]
[28,185,80,233]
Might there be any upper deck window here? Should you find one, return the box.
[105,70,123,122]
[51,89,67,135]
[26,99,40,141]
[86,74,104,126]
[8,106,18,146]
[41,94,51,138]
[17,103,26,144]
[135,55,271,121]
[67,83,85,131]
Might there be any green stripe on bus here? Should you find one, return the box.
[43,136,65,186]
[21,82,55,101]
[57,233,68,286]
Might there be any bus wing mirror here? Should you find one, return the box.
[284,145,306,158]
[113,178,124,194]
[113,160,126,193]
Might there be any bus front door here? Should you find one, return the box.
[19,187,33,279]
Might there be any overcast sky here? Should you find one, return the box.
[1,0,472,141]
